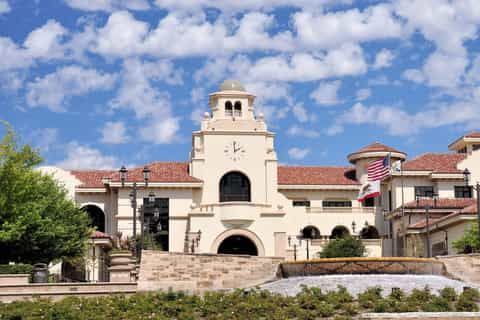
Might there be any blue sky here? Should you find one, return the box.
[1,0,480,169]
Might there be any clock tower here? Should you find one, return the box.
[189,79,279,207]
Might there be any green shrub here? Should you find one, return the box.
[0,263,33,274]
[453,222,480,253]
[423,296,453,312]
[456,288,480,312]
[358,286,382,309]
[319,236,366,258]
[439,287,457,302]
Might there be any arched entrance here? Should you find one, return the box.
[217,235,258,256]
[82,205,105,232]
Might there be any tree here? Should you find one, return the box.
[319,236,366,258]
[453,222,480,254]
[0,122,91,264]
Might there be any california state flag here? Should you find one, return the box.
[358,180,380,202]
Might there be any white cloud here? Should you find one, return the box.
[152,0,342,13]
[245,44,367,82]
[355,88,371,101]
[100,121,130,144]
[293,4,403,50]
[26,65,117,111]
[63,0,150,12]
[110,58,182,144]
[373,48,394,69]
[291,103,309,122]
[286,126,320,138]
[56,141,119,170]
[402,69,424,83]
[329,99,480,137]
[310,80,342,106]
[23,20,67,59]
[288,147,310,160]
[0,0,10,14]
[30,128,59,153]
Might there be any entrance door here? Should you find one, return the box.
[217,235,258,255]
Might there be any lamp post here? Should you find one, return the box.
[463,168,480,246]
[119,165,151,260]
[139,191,156,258]
[288,236,302,261]
[416,194,437,258]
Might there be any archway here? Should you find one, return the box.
[302,225,320,239]
[217,235,258,256]
[219,171,251,202]
[82,205,105,233]
[360,226,380,239]
[330,225,350,239]
[211,229,265,256]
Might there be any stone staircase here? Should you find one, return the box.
[137,251,284,294]
[437,254,480,284]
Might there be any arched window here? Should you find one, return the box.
[360,226,380,239]
[330,225,350,239]
[302,226,320,239]
[219,171,251,202]
[225,101,233,117]
[82,205,105,233]
[234,101,242,117]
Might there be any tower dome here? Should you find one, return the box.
[219,79,245,92]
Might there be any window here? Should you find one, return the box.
[293,200,310,207]
[415,186,435,198]
[225,101,233,117]
[459,147,467,154]
[142,198,169,251]
[473,144,480,151]
[323,200,352,207]
[219,171,251,202]
[455,186,472,198]
[363,197,375,207]
[234,101,242,117]
[388,190,392,211]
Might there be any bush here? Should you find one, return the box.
[0,286,478,318]
[319,236,366,258]
[0,263,33,274]
[453,222,480,253]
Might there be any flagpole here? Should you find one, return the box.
[401,163,406,256]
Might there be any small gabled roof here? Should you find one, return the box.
[448,132,480,151]
[402,153,465,173]
[277,166,359,185]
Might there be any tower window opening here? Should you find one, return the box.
[234,101,242,117]
[225,101,233,117]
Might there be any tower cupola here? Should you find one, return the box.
[208,80,256,120]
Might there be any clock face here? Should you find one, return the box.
[224,141,246,161]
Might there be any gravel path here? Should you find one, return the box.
[259,274,480,297]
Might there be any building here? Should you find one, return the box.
[40,80,479,269]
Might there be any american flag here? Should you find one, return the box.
[367,154,391,182]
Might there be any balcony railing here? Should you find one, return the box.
[306,206,376,214]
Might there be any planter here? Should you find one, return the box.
[108,252,136,283]
[109,253,135,266]
[0,274,30,285]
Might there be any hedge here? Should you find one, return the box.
[0,286,478,319]
[0,264,33,274]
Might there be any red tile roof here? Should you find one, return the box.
[408,204,477,230]
[277,166,359,185]
[349,142,405,157]
[109,162,202,183]
[465,132,480,138]
[70,170,114,188]
[402,198,475,210]
[402,153,465,173]
[91,231,110,238]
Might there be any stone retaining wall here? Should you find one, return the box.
[0,282,137,303]
[0,274,29,285]
[280,258,445,277]
[138,251,284,293]
[437,254,480,284]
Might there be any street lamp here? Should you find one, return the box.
[463,168,480,246]
[119,165,152,259]
[416,194,438,258]
[288,235,302,261]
